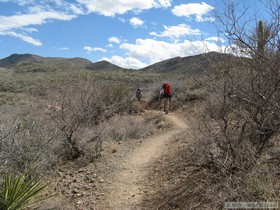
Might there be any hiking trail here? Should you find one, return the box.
[97,111,188,210]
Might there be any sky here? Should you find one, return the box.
[0,0,272,69]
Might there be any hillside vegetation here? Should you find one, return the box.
[0,1,280,207]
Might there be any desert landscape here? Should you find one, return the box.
[0,1,280,209]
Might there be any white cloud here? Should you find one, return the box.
[0,2,78,46]
[150,24,201,40]
[0,31,42,46]
[23,27,38,33]
[0,11,76,32]
[0,0,172,47]
[102,55,147,69]
[120,38,222,65]
[130,17,144,27]
[172,2,214,22]
[84,46,107,53]
[58,47,69,50]
[68,3,85,15]
[0,9,76,46]
[108,36,121,44]
[15,1,85,15]
[206,37,225,43]
[195,16,215,22]
[76,0,171,16]
[153,0,171,8]
[13,0,33,6]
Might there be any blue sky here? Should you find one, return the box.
[0,0,270,69]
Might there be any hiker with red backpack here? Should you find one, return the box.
[159,83,172,114]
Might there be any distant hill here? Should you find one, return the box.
[139,51,243,74]
[0,53,96,72]
[0,54,43,67]
[86,60,126,71]
[0,53,127,72]
[0,52,247,74]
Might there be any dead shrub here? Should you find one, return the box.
[0,109,57,176]
[102,115,149,141]
[47,79,134,161]
[180,0,280,206]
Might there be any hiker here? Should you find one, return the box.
[159,83,172,114]
[158,88,164,110]
[158,88,164,104]
[136,88,143,101]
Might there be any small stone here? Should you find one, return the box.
[76,200,83,205]
[57,171,63,177]
[72,188,79,193]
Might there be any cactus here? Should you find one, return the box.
[257,20,270,56]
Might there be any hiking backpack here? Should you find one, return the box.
[162,83,172,96]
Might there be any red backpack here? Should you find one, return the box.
[162,83,172,95]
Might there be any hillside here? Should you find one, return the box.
[86,60,126,71]
[140,51,244,74]
[0,53,90,66]
[0,53,126,72]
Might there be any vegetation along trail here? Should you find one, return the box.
[96,110,189,210]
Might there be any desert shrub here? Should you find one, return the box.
[0,110,56,176]
[191,53,280,205]
[174,127,280,208]
[191,0,280,171]
[0,75,136,170]
[47,79,134,160]
[103,115,149,141]
[180,0,280,207]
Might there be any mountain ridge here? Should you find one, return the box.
[0,52,243,73]
[139,51,238,74]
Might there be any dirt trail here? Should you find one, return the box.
[99,111,188,210]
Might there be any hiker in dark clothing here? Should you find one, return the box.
[136,88,143,101]
[159,83,172,114]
